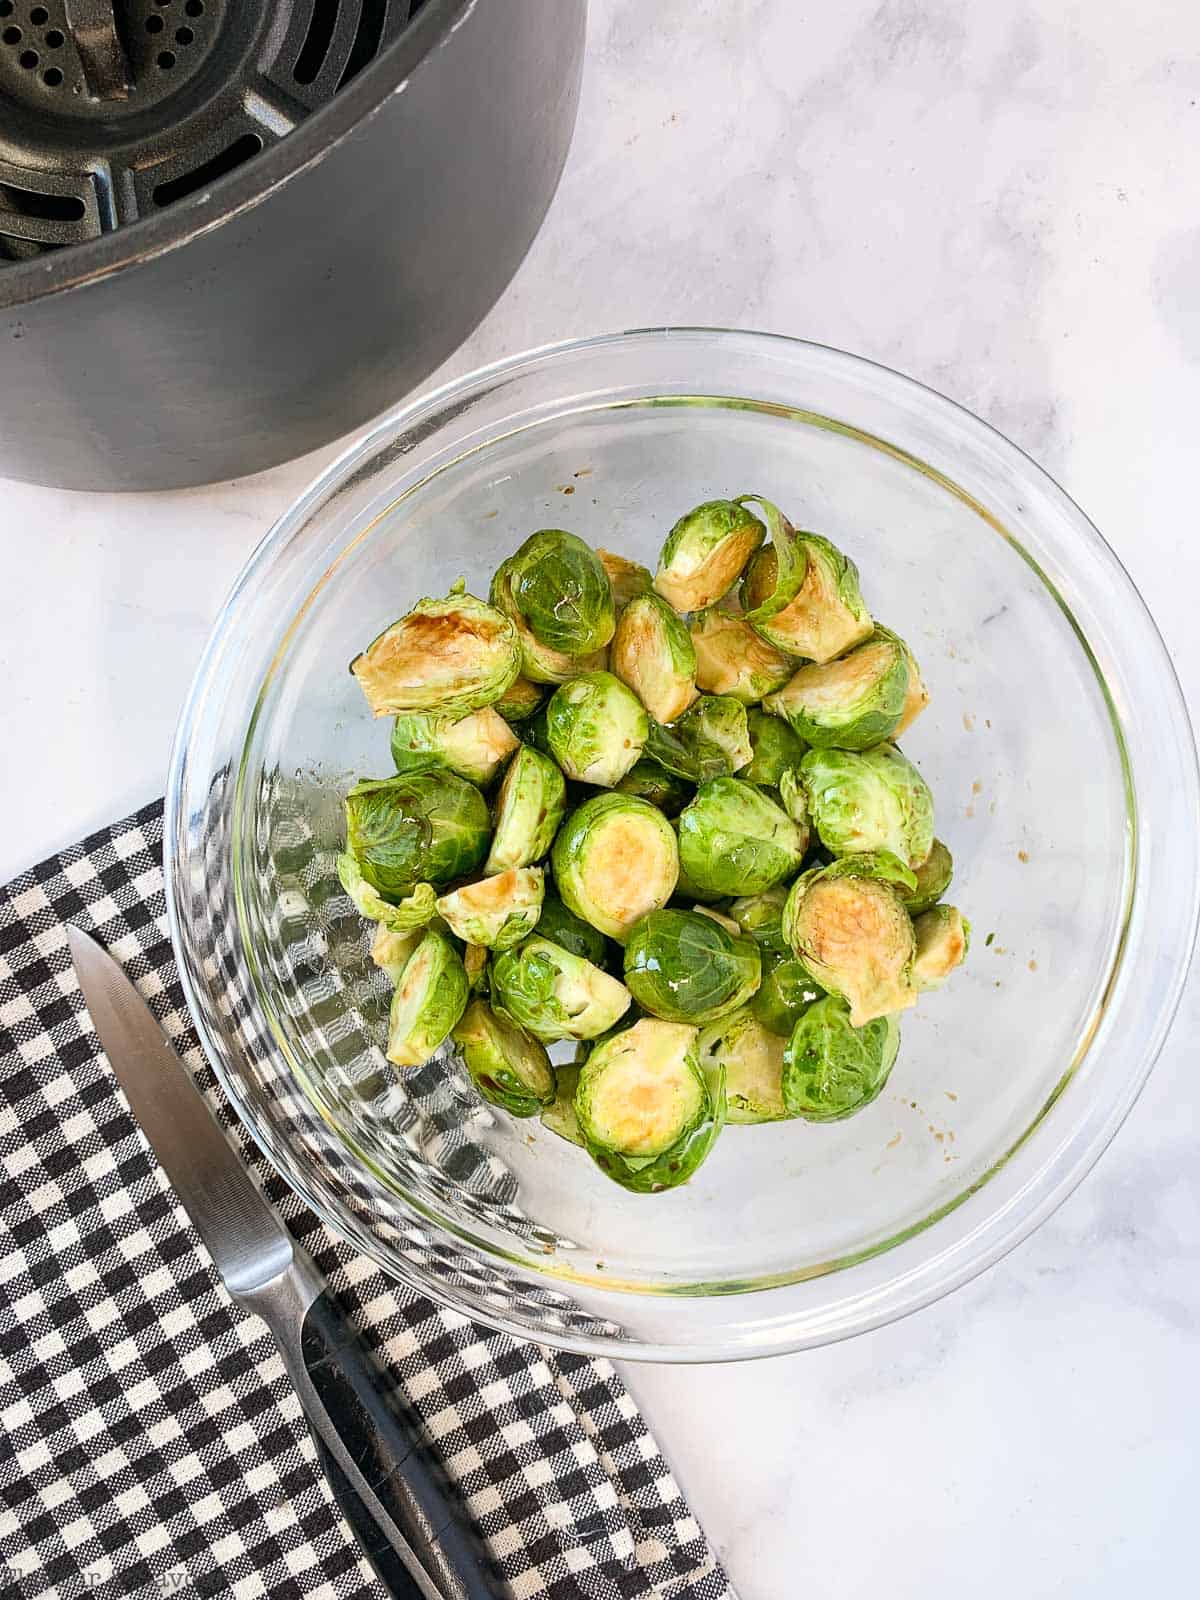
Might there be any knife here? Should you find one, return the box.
[67,926,495,1600]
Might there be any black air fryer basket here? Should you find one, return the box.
[0,0,586,489]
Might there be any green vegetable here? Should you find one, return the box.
[904,838,954,916]
[877,624,929,736]
[643,718,733,783]
[783,859,917,1026]
[728,884,790,956]
[911,905,969,990]
[781,996,900,1121]
[545,670,648,787]
[654,498,766,612]
[741,708,807,787]
[436,866,545,949]
[743,531,872,662]
[777,767,812,851]
[495,675,545,722]
[351,587,520,716]
[491,937,631,1042]
[493,529,616,656]
[540,1062,585,1145]
[343,773,490,901]
[799,744,935,870]
[337,852,439,932]
[676,777,806,896]
[623,909,761,1023]
[674,695,752,774]
[690,607,794,703]
[551,793,679,941]
[390,706,519,785]
[598,548,654,611]
[763,633,909,751]
[385,929,470,1067]
[451,999,555,1116]
[614,758,693,817]
[370,924,424,984]
[697,1006,790,1124]
[484,745,567,875]
[490,561,609,684]
[750,954,823,1037]
[610,591,698,724]
[463,942,489,994]
[535,892,611,967]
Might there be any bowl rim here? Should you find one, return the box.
[165,326,1200,1360]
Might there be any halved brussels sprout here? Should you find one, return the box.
[490,937,631,1042]
[545,671,648,787]
[337,852,439,932]
[690,608,794,702]
[463,942,489,993]
[743,532,873,662]
[343,773,491,900]
[675,696,752,774]
[436,866,545,950]
[781,996,900,1121]
[643,718,732,783]
[614,758,693,818]
[610,592,698,724]
[624,909,761,1023]
[799,744,935,870]
[390,706,519,786]
[535,892,611,967]
[385,929,469,1067]
[598,548,654,611]
[370,924,424,984]
[697,1006,789,1124]
[484,745,567,875]
[676,777,806,896]
[875,625,929,736]
[763,633,909,751]
[351,587,520,717]
[777,768,812,850]
[782,860,917,1026]
[728,884,790,956]
[490,563,608,684]
[750,954,823,1037]
[495,676,546,722]
[911,905,969,990]
[692,905,743,935]
[493,530,616,656]
[451,998,556,1116]
[653,499,766,612]
[904,838,954,916]
[540,1062,584,1145]
[741,708,807,788]
[575,1018,725,1192]
[552,793,679,940]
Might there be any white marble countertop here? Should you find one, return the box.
[4,2,1199,1595]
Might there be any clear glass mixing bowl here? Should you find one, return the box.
[165,330,1199,1360]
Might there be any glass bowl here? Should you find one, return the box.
[165,329,1199,1361]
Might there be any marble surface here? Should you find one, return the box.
[4,2,1199,1594]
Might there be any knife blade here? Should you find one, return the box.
[67,927,494,1600]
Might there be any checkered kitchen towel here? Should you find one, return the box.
[0,802,734,1600]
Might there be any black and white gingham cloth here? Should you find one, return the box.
[0,802,734,1600]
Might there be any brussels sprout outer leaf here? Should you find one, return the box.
[643,719,731,783]
[745,532,873,663]
[875,625,929,737]
[338,852,439,932]
[728,885,791,956]
[495,675,545,722]
[763,635,908,751]
[783,863,917,1026]
[799,744,935,870]
[343,773,491,900]
[735,496,807,623]
[698,1006,791,1123]
[534,893,611,966]
[390,706,520,785]
[677,777,806,896]
[436,866,545,949]
[490,564,609,684]
[610,592,698,725]
[654,499,767,612]
[598,549,654,611]
[484,746,567,875]
[385,930,470,1067]
[742,708,807,787]
[750,954,824,1037]
[490,938,631,1043]
[624,909,761,1023]
[451,999,555,1116]
[614,758,693,817]
[675,696,752,773]
[777,768,812,851]
[903,838,954,916]
[545,671,648,787]
[498,530,616,656]
[540,1063,585,1145]
[911,905,969,990]
[690,609,795,703]
[552,793,679,941]
[781,996,900,1121]
[351,591,520,716]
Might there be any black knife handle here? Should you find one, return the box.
[316,1438,427,1599]
[298,1290,496,1600]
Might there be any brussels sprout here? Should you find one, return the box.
[904,838,954,916]
[483,745,567,875]
[575,1018,725,1192]
[385,929,469,1067]
[763,634,909,751]
[653,499,766,612]
[598,548,654,611]
[676,777,806,896]
[343,773,491,900]
[741,708,807,788]
[690,608,794,703]
[337,851,439,932]
[436,866,545,950]
[675,695,752,774]
[540,1062,584,1145]
[610,592,698,724]
[624,909,761,1023]
[751,955,823,1037]
[672,861,729,905]
[743,532,873,663]
[874,626,929,737]
[552,793,679,940]
[451,998,556,1116]
[643,718,732,784]
[614,758,693,818]
[390,706,519,786]
[351,587,520,717]
[692,905,743,935]
[777,768,812,850]
[490,562,608,684]
[728,884,790,956]
[545,671,648,787]
[491,937,631,1042]
[492,530,616,656]
[370,924,424,984]
[463,942,489,993]
[911,905,969,990]
[799,744,935,870]
[783,860,917,1026]
[697,1006,790,1123]
[781,996,900,1122]
[495,675,546,722]
[535,892,611,967]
